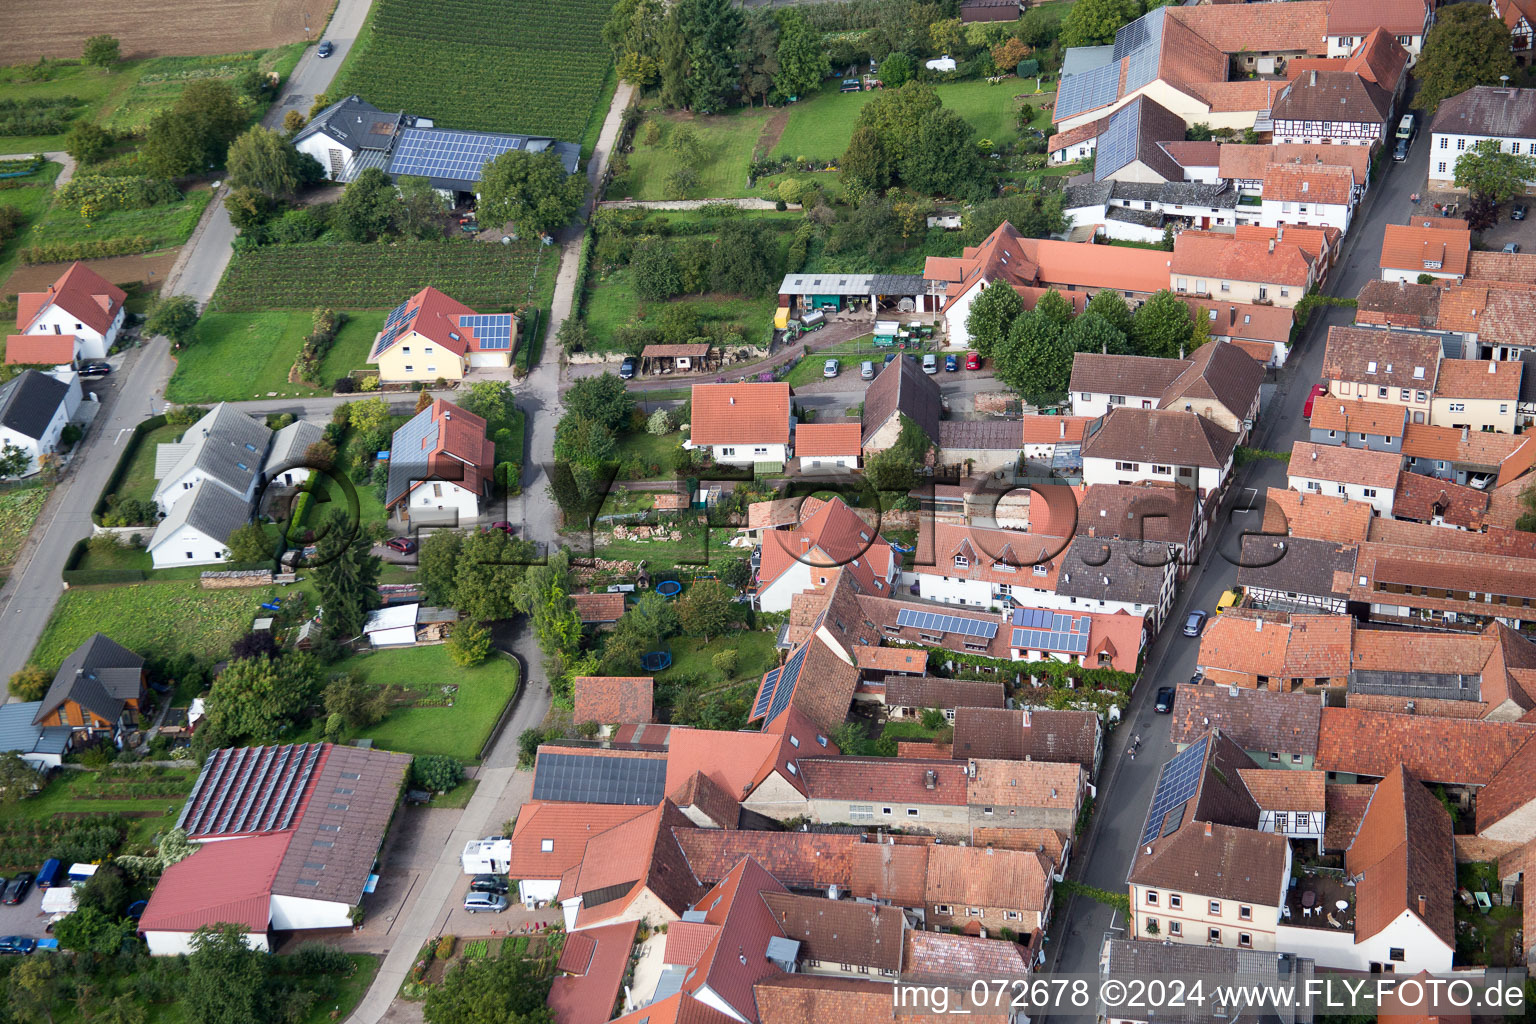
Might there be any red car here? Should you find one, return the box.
[1303,384,1327,418]
[385,537,416,554]
[965,351,981,370]
[487,521,515,534]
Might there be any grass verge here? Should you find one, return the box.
[0,486,48,575]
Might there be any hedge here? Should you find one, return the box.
[20,235,156,264]
[517,308,542,375]
[62,539,146,585]
[92,414,168,524]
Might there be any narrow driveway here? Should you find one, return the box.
[0,151,77,186]
[1037,118,1424,1008]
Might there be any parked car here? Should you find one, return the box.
[965,351,981,370]
[1182,610,1208,637]
[944,354,958,372]
[1504,242,1522,254]
[0,936,35,955]
[1303,384,1326,418]
[1392,137,1409,162]
[823,359,839,378]
[922,353,938,374]
[860,360,874,380]
[317,40,335,58]
[464,892,508,914]
[385,537,417,555]
[487,521,514,534]
[78,361,112,379]
[3,873,32,905]
[470,875,509,895]
[1514,203,1528,221]
[1154,687,1176,714]
[618,356,637,380]
[883,352,897,366]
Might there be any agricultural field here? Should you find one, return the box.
[166,310,385,402]
[0,766,200,872]
[26,185,212,254]
[0,486,48,579]
[31,579,281,672]
[0,159,61,285]
[208,239,555,312]
[0,0,318,64]
[335,0,614,141]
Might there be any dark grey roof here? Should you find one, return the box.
[1430,85,1536,140]
[1106,179,1238,208]
[1347,670,1480,702]
[531,750,668,805]
[1520,350,1536,405]
[1102,938,1313,1024]
[0,369,67,441]
[869,273,928,294]
[0,702,70,756]
[178,743,326,835]
[1060,45,1116,78]
[1106,206,1165,227]
[155,403,270,501]
[1056,536,1169,605]
[34,633,143,726]
[938,420,1020,451]
[1064,180,1115,210]
[149,477,253,551]
[1235,536,1357,598]
[862,355,942,447]
[292,95,406,152]
[1094,95,1186,183]
[386,403,438,507]
[1271,71,1391,125]
[262,419,324,478]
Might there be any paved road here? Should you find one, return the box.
[0,151,77,187]
[1037,117,1428,1011]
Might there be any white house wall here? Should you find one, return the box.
[1257,199,1352,234]
[519,878,560,908]
[1275,912,1451,975]
[1287,474,1394,516]
[758,560,815,613]
[709,442,789,466]
[23,304,122,361]
[408,480,481,518]
[147,929,270,957]
[149,524,229,569]
[269,893,354,931]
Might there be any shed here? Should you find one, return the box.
[363,604,419,647]
[640,343,716,375]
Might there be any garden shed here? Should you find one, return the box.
[640,343,716,375]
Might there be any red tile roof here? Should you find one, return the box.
[799,757,969,807]
[663,920,719,967]
[1324,783,1376,851]
[690,383,792,446]
[794,422,862,457]
[508,802,651,881]
[1322,325,1442,390]
[547,920,640,1024]
[571,801,704,926]
[1392,470,1487,530]
[754,975,1012,1024]
[572,676,654,726]
[1433,358,1522,401]
[1327,0,1427,37]
[1314,707,1535,785]
[903,930,1030,981]
[1261,162,1354,205]
[757,496,894,599]
[1179,299,1294,345]
[1129,819,1289,905]
[664,727,786,801]
[951,708,1100,774]
[16,261,125,337]
[1236,768,1326,811]
[4,333,76,364]
[387,399,495,509]
[747,497,825,531]
[611,993,739,1024]
[1380,224,1471,276]
[761,891,905,971]
[1307,397,1406,437]
[1346,765,1455,948]
[1218,143,1373,184]
[138,831,289,934]
[572,592,625,623]
[681,857,789,1022]
[1289,440,1401,488]
[1171,230,1316,286]
[926,844,1050,913]
[1169,1,1328,54]
[1020,415,1093,445]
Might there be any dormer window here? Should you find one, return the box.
[1033,564,1048,576]
[954,555,969,568]
[993,561,1015,573]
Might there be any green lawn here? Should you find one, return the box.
[114,423,183,507]
[621,109,772,200]
[0,486,47,575]
[316,646,520,761]
[167,310,387,403]
[596,525,710,569]
[0,159,61,286]
[583,267,779,353]
[26,187,213,252]
[0,60,138,152]
[32,580,280,672]
[655,632,777,686]
[613,429,685,473]
[3,767,199,869]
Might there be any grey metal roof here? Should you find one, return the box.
[263,420,324,478]
[155,404,270,502]
[149,477,253,552]
[0,702,70,755]
[530,751,668,805]
[869,273,927,294]
[292,95,405,153]
[1347,670,1480,702]
[155,442,195,478]
[338,146,393,184]
[776,273,875,296]
[0,369,67,441]
[34,633,144,727]
[1056,537,1169,605]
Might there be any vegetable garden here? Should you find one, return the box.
[209,240,551,312]
[335,0,613,141]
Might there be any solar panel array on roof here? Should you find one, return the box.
[1012,624,1091,655]
[177,743,325,836]
[389,128,523,185]
[895,607,999,639]
[1094,102,1139,180]
[1140,734,1208,846]
[458,313,514,351]
[1010,608,1091,654]
[1113,5,1164,61]
[374,299,420,355]
[1055,61,1121,121]
[768,641,813,722]
[531,752,667,805]
[753,667,783,719]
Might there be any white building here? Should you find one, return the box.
[153,404,270,513]
[12,262,126,361]
[1286,442,1400,517]
[146,478,251,568]
[688,382,793,467]
[1325,0,1431,64]
[384,398,494,525]
[1080,407,1238,502]
[1427,84,1536,191]
[0,370,73,477]
[1256,163,1356,234]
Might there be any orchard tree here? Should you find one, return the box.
[447,620,493,667]
[335,167,400,241]
[840,125,890,197]
[878,52,915,88]
[452,531,535,622]
[632,239,684,300]
[8,665,50,702]
[142,80,246,178]
[677,580,735,642]
[424,949,555,1024]
[204,653,321,743]
[184,925,269,1024]
[564,373,635,431]
[852,82,941,172]
[145,294,200,348]
[1414,5,1519,113]
[83,35,120,67]
[417,530,463,607]
[1061,0,1143,49]
[965,279,1024,359]
[64,121,113,164]
[0,752,41,804]
[396,174,447,239]
[711,218,781,295]
[478,149,587,238]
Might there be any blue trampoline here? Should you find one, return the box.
[641,651,672,672]
[655,580,682,599]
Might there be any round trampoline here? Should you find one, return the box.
[641,651,672,672]
[655,580,683,599]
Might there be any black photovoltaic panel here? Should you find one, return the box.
[754,667,783,718]
[531,753,667,805]
[375,301,420,355]
[177,743,321,836]
[1113,6,1164,61]
[1140,735,1209,846]
[1095,103,1139,180]
[896,607,999,639]
[768,642,813,722]
[389,128,523,184]
[1011,626,1091,655]
[458,313,514,351]
[1055,62,1121,121]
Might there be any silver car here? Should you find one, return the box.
[861,360,875,380]
[823,359,840,378]
[464,892,507,913]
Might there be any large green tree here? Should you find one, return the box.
[605,0,666,86]
[1084,289,1136,336]
[738,10,780,108]
[417,530,464,607]
[563,373,635,431]
[996,311,1073,407]
[1131,289,1194,359]
[852,82,941,171]
[677,580,735,642]
[145,294,200,349]
[1061,0,1144,49]
[774,10,828,101]
[225,126,318,197]
[965,279,1024,359]
[396,174,448,239]
[204,653,321,743]
[1413,5,1519,113]
[53,906,134,955]
[424,947,555,1024]
[840,125,891,198]
[900,107,984,197]
[312,507,381,641]
[478,149,586,238]
[710,218,781,295]
[674,0,747,113]
[1453,138,1536,204]
[142,79,246,178]
[602,592,679,674]
[184,925,268,1024]
[960,193,1068,245]
[1064,311,1132,354]
[335,167,400,242]
[452,531,535,622]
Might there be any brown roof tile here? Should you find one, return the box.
[669,770,742,830]
[754,975,1011,1024]
[1074,482,1198,547]
[1069,353,1187,400]
[1433,358,1522,401]
[572,677,654,725]
[1391,470,1488,530]
[1262,488,1375,544]
[1272,69,1393,125]
[673,829,859,892]
[1327,0,1428,39]
[1314,707,1535,785]
[1289,441,1401,489]
[1307,396,1406,437]
[862,350,942,447]
[1218,142,1373,184]
[572,592,626,623]
[1430,84,1536,142]
[952,708,1101,774]
[902,930,1030,982]
[1474,736,1536,834]
[1081,406,1239,470]
[883,676,1005,711]
[1347,765,1455,947]
[1170,683,1325,753]
[1169,1,1328,54]
[800,757,968,807]
[1466,249,1536,285]
[1399,423,1529,468]
[1379,224,1471,277]
[1324,783,1376,851]
[1322,325,1443,390]
[1180,300,1294,345]
[1128,819,1289,905]
[761,892,904,971]
[1237,768,1325,811]
[1162,340,1264,419]
[967,758,1084,811]
[846,841,930,907]
[925,844,1050,913]
[1171,230,1316,286]
[1261,162,1354,205]
[972,827,1067,866]
[1355,279,1441,329]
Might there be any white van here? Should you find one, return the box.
[1396,113,1415,141]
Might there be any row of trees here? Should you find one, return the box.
[629,216,783,300]
[842,81,986,200]
[971,285,1203,406]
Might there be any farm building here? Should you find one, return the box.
[775,272,942,323]
[293,96,580,204]
[962,0,1025,22]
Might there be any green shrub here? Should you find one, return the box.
[412,755,465,793]
[435,934,456,959]
[56,174,181,216]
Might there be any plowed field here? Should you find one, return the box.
[0,0,328,64]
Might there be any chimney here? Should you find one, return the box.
[1204,821,1213,837]
[986,847,994,856]
[1417,895,1426,917]
[1462,425,1470,443]
[1021,709,1032,728]
[1268,238,1276,254]
[1060,419,1066,439]
[1310,70,1317,86]
[1256,618,1264,632]
[924,769,938,790]
[1489,361,1498,374]
[1310,449,1317,460]
[730,396,736,405]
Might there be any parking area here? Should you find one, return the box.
[0,886,52,940]
[1472,201,1536,253]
